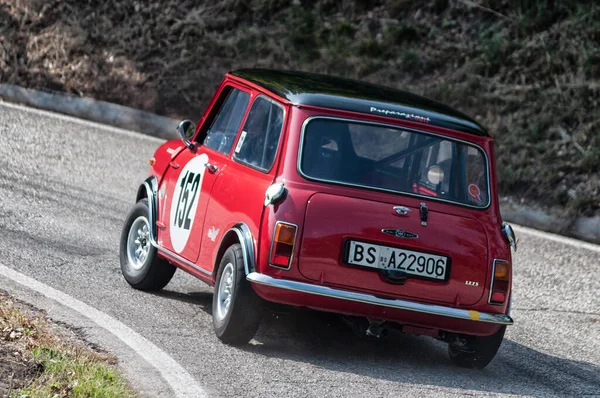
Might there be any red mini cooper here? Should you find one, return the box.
[120,69,517,369]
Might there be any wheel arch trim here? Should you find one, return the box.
[140,176,159,241]
[215,224,256,276]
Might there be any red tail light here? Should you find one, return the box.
[269,222,297,270]
[489,259,510,305]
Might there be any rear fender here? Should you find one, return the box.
[214,223,256,277]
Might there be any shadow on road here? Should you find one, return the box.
[152,289,600,396]
[151,289,213,315]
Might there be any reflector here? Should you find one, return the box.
[491,291,506,303]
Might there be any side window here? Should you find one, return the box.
[202,87,250,155]
[233,96,284,171]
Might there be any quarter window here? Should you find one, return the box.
[233,97,284,171]
[202,88,250,155]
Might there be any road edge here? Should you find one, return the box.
[501,200,600,245]
[0,263,208,398]
[0,84,179,140]
[1,84,598,244]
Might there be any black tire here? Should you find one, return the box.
[212,244,262,345]
[119,199,176,290]
[448,326,506,369]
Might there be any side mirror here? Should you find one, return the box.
[177,120,196,149]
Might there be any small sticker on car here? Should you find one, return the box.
[207,227,220,242]
[468,183,482,201]
[234,131,247,153]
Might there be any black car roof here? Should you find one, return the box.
[230,68,489,137]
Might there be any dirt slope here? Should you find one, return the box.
[0,0,598,215]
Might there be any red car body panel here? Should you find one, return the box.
[144,70,513,338]
[298,193,488,306]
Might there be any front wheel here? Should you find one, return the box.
[448,326,506,369]
[212,244,262,345]
[119,199,176,290]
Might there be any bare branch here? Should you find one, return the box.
[457,0,511,20]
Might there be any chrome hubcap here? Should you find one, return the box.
[216,263,235,321]
[127,216,151,271]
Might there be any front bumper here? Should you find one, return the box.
[247,272,513,326]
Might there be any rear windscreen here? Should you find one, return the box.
[300,118,490,208]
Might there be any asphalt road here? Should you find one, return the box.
[1,102,599,397]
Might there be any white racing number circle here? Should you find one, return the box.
[169,154,209,253]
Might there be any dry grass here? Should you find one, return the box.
[0,291,135,397]
[0,0,598,217]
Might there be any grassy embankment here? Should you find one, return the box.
[0,293,135,397]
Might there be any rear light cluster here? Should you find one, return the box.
[269,222,298,269]
[489,259,510,305]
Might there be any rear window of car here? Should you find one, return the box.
[299,118,490,208]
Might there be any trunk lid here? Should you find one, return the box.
[298,193,488,305]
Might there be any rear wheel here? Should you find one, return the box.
[448,326,506,369]
[212,244,262,345]
[120,199,176,290]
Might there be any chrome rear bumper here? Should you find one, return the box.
[247,272,513,325]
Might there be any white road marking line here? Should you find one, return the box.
[513,224,600,253]
[0,100,166,143]
[0,263,207,398]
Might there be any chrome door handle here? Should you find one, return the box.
[393,206,411,216]
[205,163,218,173]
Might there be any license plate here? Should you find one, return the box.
[346,241,448,280]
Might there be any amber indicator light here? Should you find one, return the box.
[494,262,509,280]
[275,223,296,245]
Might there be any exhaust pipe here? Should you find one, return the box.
[366,318,389,338]
[341,316,390,338]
